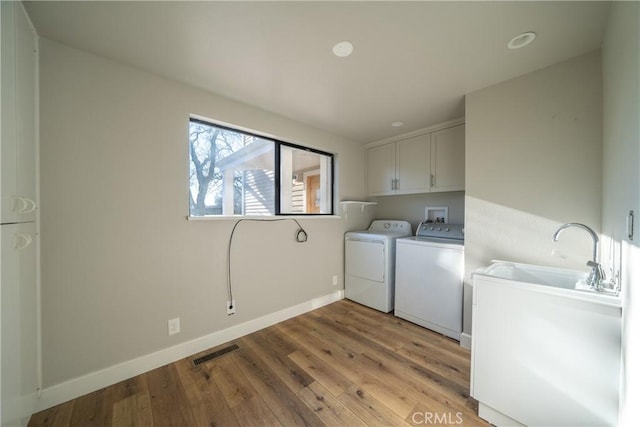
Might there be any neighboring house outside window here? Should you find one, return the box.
[189,118,333,217]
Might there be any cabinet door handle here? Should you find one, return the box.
[12,196,37,213]
[14,233,33,250]
[629,210,635,240]
[430,174,435,187]
[21,198,37,213]
[12,196,27,213]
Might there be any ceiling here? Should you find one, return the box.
[24,1,611,144]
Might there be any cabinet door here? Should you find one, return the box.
[1,3,37,224]
[472,279,621,426]
[367,143,395,195]
[1,222,38,427]
[396,134,430,194]
[15,3,37,223]
[1,0,18,223]
[431,125,465,192]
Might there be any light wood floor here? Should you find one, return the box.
[29,299,488,426]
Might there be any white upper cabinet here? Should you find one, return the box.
[430,124,465,192]
[366,122,465,196]
[367,134,430,196]
[396,134,430,194]
[367,142,396,195]
[1,1,38,224]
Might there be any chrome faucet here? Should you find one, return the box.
[552,223,605,290]
[552,223,599,262]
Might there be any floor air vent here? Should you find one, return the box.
[192,343,239,366]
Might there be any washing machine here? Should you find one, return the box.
[344,220,412,312]
[395,222,464,340]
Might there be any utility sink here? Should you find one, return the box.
[472,260,620,305]
[470,260,622,426]
[479,261,586,289]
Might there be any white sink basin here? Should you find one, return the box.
[479,261,586,289]
[472,260,620,306]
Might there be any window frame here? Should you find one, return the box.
[189,117,335,218]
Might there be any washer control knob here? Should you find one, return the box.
[445,228,450,232]
[437,227,442,231]
[384,223,391,229]
[429,227,435,230]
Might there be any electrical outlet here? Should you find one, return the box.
[168,318,180,335]
[332,275,339,286]
[227,300,236,315]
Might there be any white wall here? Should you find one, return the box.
[464,51,603,334]
[38,39,365,388]
[373,191,465,232]
[601,3,640,425]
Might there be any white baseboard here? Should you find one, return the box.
[36,290,344,412]
[460,332,472,350]
[478,402,524,426]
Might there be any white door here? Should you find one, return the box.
[1,1,19,223]
[1,2,37,224]
[15,2,37,223]
[1,222,37,427]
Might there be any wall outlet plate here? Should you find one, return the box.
[168,318,180,335]
[227,300,236,315]
[332,275,339,286]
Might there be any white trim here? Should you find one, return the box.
[460,332,472,350]
[188,113,332,157]
[36,290,344,412]
[366,117,465,148]
[478,402,525,426]
[30,4,43,401]
[186,215,342,221]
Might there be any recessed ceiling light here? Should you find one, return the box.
[391,121,404,127]
[333,41,354,58]
[508,32,536,50]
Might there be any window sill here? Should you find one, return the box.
[187,215,343,221]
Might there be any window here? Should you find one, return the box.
[189,118,334,217]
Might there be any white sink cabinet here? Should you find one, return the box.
[471,261,622,427]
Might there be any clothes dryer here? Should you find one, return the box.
[344,220,412,312]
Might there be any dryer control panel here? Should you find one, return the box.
[368,220,412,235]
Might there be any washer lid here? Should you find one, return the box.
[398,235,464,249]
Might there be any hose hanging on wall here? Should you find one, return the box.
[226,218,308,313]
